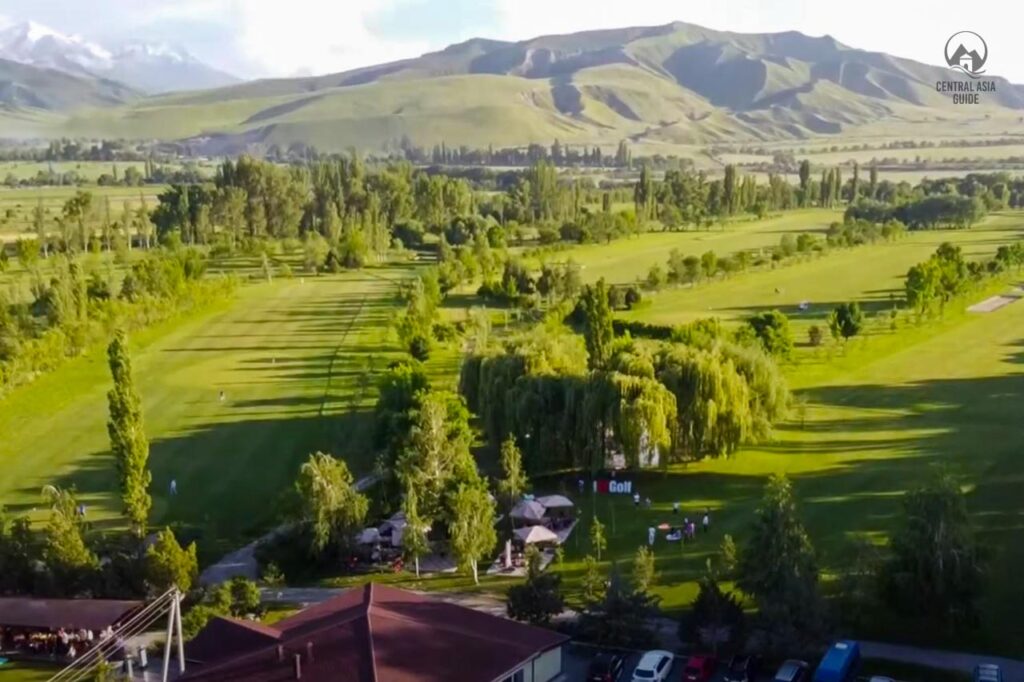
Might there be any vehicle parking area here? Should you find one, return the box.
[559,645,968,682]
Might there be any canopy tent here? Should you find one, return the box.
[356,528,381,545]
[509,500,546,524]
[535,495,574,510]
[513,525,559,545]
[0,598,142,631]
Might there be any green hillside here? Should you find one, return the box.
[0,58,136,111]
[9,21,1024,152]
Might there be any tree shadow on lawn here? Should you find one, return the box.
[17,408,382,563]
[546,367,1024,640]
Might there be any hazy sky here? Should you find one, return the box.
[0,0,1020,81]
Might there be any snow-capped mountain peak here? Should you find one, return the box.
[0,20,113,73]
[0,19,239,93]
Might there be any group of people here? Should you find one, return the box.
[0,625,119,662]
[632,491,712,546]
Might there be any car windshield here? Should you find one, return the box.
[634,669,655,678]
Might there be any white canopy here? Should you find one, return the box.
[514,525,559,545]
[356,527,381,545]
[536,494,574,509]
[510,500,546,523]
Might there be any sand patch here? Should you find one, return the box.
[968,287,1024,313]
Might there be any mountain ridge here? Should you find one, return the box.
[8,21,1024,150]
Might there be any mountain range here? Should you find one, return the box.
[0,21,238,95]
[2,21,1023,151]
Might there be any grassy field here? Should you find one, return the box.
[549,275,1024,653]
[617,212,1024,340]
[0,185,165,242]
[530,209,842,286]
[0,662,58,682]
[0,264,423,558]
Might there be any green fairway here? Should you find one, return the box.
[548,280,1024,652]
[620,212,1024,340]
[0,266,414,557]
[534,209,842,285]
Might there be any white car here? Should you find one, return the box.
[631,650,674,682]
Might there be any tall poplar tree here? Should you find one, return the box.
[106,330,152,536]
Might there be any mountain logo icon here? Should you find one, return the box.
[945,31,987,78]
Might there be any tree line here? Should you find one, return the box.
[0,249,234,394]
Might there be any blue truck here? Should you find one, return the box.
[812,641,860,682]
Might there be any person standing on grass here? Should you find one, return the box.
[672,501,679,515]
[703,509,710,534]
[169,479,177,496]
[633,491,640,507]
[648,526,655,546]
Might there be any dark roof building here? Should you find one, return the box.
[181,584,568,682]
[0,597,142,631]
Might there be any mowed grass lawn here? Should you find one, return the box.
[620,212,1024,340]
[0,266,416,558]
[536,209,842,285]
[550,291,1024,652]
[0,662,59,682]
[541,212,1024,653]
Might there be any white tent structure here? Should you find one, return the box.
[356,527,381,545]
[510,499,546,524]
[514,525,559,545]
[536,494,574,510]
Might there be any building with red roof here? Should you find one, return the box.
[180,583,568,682]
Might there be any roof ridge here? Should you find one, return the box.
[366,601,539,654]
[366,591,379,682]
[213,615,282,639]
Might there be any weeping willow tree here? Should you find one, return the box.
[610,373,676,468]
[720,341,790,441]
[657,346,753,459]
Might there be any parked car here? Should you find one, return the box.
[868,677,895,682]
[974,664,1003,682]
[683,655,716,682]
[632,650,674,682]
[724,654,762,682]
[588,652,626,682]
[813,640,860,682]
[774,660,811,682]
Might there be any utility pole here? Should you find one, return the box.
[161,588,186,682]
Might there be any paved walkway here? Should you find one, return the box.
[200,474,380,585]
[860,640,1024,678]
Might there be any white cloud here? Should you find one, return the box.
[136,0,432,77]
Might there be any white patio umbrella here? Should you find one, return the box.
[514,525,559,545]
[510,499,546,523]
[536,494,574,510]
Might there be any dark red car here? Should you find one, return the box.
[683,655,717,682]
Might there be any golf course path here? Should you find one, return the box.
[200,474,380,585]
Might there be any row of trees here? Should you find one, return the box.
[905,240,1024,316]
[1,249,233,394]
